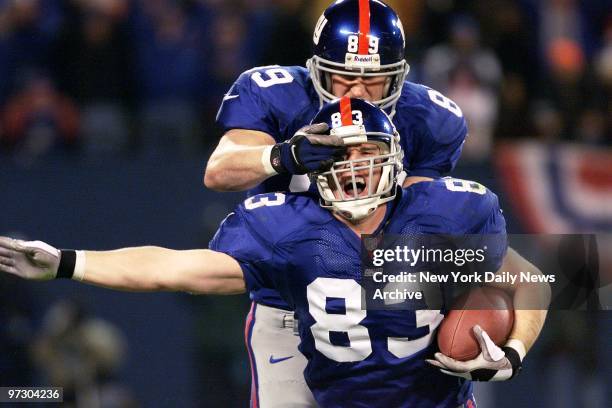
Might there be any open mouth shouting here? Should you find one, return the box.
[340,175,368,199]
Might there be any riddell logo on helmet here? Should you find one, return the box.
[353,55,378,63]
[345,53,381,68]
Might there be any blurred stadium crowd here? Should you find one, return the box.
[0,1,611,407]
[0,0,609,161]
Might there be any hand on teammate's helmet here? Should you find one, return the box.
[426,325,523,381]
[0,237,60,280]
[272,123,346,175]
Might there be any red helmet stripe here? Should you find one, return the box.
[358,0,371,54]
[340,96,353,126]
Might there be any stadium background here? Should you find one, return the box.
[0,0,610,406]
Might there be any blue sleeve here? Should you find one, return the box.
[209,209,277,293]
[215,69,277,135]
[471,193,508,272]
[477,203,506,235]
[400,85,468,177]
[409,114,467,177]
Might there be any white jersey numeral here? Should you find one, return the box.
[244,193,286,210]
[427,89,463,117]
[251,68,294,88]
[444,178,486,195]
[388,310,444,358]
[307,277,443,362]
[308,278,371,362]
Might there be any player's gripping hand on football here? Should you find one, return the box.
[270,123,346,175]
[426,325,525,381]
[0,237,63,280]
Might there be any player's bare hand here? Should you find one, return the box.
[272,123,346,174]
[0,237,60,280]
[426,325,522,381]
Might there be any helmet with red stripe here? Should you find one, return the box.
[310,97,403,221]
[307,0,409,116]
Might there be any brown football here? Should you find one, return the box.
[437,286,514,361]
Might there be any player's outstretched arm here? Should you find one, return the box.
[0,237,245,295]
[204,125,344,191]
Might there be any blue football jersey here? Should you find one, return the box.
[210,179,507,408]
[216,65,468,309]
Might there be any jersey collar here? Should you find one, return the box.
[372,186,403,236]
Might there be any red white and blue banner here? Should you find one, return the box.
[496,142,612,233]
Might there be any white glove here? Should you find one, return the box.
[0,236,61,280]
[426,325,525,381]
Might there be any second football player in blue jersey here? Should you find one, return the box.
[206,0,466,196]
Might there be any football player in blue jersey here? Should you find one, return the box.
[0,99,549,407]
[205,1,471,404]
[205,0,465,196]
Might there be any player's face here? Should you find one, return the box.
[331,74,388,102]
[331,143,383,199]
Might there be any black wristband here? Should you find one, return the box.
[501,346,523,378]
[56,250,76,279]
[270,143,286,174]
